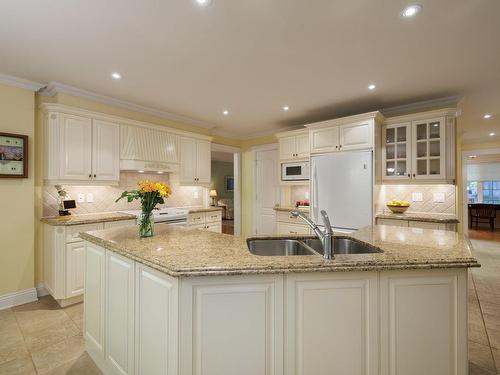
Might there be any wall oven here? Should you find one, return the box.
[281,161,309,181]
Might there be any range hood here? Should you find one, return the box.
[120,124,180,173]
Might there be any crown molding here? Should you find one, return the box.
[0,73,45,91]
[381,95,462,117]
[38,81,217,130]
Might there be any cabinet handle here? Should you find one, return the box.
[290,231,297,234]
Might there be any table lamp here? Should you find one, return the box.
[210,190,218,206]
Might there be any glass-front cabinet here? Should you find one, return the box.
[382,123,411,180]
[381,112,454,183]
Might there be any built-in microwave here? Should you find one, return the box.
[281,161,309,181]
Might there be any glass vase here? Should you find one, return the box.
[139,212,154,238]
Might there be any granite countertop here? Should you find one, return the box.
[376,211,459,224]
[79,224,478,277]
[274,206,310,212]
[41,212,137,226]
[188,207,223,214]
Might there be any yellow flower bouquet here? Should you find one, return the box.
[116,180,172,237]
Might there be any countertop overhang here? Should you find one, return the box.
[41,212,137,226]
[376,211,459,224]
[79,224,479,277]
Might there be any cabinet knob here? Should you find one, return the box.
[94,174,96,178]
[413,173,416,178]
[88,174,92,179]
[407,173,411,178]
[335,145,338,149]
[339,145,342,149]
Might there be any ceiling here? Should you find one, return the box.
[0,0,499,141]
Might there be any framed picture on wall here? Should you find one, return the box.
[0,132,28,178]
[225,175,234,192]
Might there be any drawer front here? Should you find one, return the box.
[276,222,310,235]
[188,212,206,225]
[206,222,222,233]
[205,211,222,223]
[277,210,310,224]
[66,223,103,242]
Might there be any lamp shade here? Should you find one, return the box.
[209,190,218,197]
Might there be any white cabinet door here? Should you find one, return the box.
[196,140,211,185]
[285,272,379,375]
[279,136,296,160]
[411,117,446,180]
[66,242,85,298]
[339,121,372,151]
[60,114,92,180]
[180,137,197,184]
[382,122,412,181]
[106,251,135,375]
[380,269,467,375]
[295,133,310,158]
[180,275,284,375]
[310,127,339,153]
[92,120,120,181]
[205,222,222,233]
[135,264,178,375]
[276,222,310,235]
[84,243,106,362]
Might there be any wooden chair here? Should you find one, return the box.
[469,204,496,231]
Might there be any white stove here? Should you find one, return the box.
[119,207,188,225]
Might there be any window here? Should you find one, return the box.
[483,181,500,204]
[467,181,478,203]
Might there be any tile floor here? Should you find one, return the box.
[0,238,499,374]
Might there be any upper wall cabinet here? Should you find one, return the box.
[179,137,211,186]
[44,109,120,183]
[306,112,384,154]
[276,129,310,161]
[382,109,456,183]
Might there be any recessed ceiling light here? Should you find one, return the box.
[111,72,121,80]
[283,106,289,111]
[484,114,492,119]
[489,132,496,136]
[402,4,422,18]
[368,84,376,90]
[223,110,229,116]
[195,0,212,6]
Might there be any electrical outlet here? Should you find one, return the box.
[77,193,85,203]
[433,192,445,203]
[86,193,94,203]
[412,192,423,202]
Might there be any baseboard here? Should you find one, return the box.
[0,287,38,310]
[36,282,49,297]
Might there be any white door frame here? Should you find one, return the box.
[461,147,500,235]
[211,143,242,236]
[252,143,280,235]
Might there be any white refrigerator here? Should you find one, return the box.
[311,150,373,232]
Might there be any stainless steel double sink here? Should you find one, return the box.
[247,237,381,256]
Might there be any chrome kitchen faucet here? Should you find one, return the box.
[290,209,333,259]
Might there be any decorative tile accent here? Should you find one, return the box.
[43,172,205,216]
[375,184,456,215]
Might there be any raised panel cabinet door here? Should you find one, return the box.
[106,251,135,375]
[285,272,379,375]
[60,114,92,180]
[339,121,372,151]
[295,133,310,158]
[65,242,85,298]
[84,243,106,361]
[135,264,178,375]
[92,120,120,181]
[180,137,198,184]
[279,136,296,160]
[180,275,284,375]
[310,128,339,153]
[379,269,467,375]
[382,123,412,181]
[196,140,211,184]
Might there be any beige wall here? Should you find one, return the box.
[0,84,35,295]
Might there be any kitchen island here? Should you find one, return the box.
[81,224,478,375]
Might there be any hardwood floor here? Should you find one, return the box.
[222,219,234,235]
[469,228,500,242]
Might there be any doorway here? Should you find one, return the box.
[253,145,280,235]
[462,148,500,241]
[211,144,241,236]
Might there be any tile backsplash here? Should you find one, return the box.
[43,172,206,216]
[375,184,456,215]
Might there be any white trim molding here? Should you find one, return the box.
[39,81,217,130]
[0,73,45,91]
[0,288,38,310]
[36,282,49,298]
[381,96,462,117]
